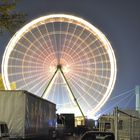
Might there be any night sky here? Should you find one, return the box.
[1,0,140,112]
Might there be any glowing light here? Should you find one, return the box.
[62,65,70,73]
[49,66,56,73]
[57,105,81,116]
[2,14,117,117]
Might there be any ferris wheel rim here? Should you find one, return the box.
[2,14,117,117]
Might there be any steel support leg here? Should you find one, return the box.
[58,65,85,120]
[41,64,85,121]
[41,68,58,98]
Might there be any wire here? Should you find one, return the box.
[109,88,134,101]
[99,89,135,115]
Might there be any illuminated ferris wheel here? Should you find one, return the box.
[2,14,117,117]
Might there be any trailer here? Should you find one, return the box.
[98,110,140,140]
[0,90,56,139]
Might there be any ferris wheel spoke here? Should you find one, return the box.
[70,70,107,92]
[67,33,90,57]
[8,65,44,69]
[8,68,45,77]
[72,39,99,60]
[79,47,107,61]
[70,79,102,108]
[63,49,83,66]
[8,56,45,69]
[69,74,100,104]
[69,79,95,109]
[56,76,62,105]
[16,69,49,86]
[9,69,48,86]
[7,64,42,74]
[70,53,109,67]
[21,35,47,59]
[18,70,52,91]
[61,22,70,52]
[70,73,95,94]
[58,22,62,63]
[66,34,96,58]
[11,48,46,65]
[64,34,88,58]
[66,24,78,50]
[71,61,110,69]
[23,74,47,92]
[50,77,59,102]
[69,27,86,50]
[17,41,46,62]
[71,66,110,80]
[29,30,49,54]
[9,50,56,68]
[28,72,53,96]
[45,24,53,48]
[44,24,58,57]
[36,26,49,47]
[52,22,60,63]
[28,74,50,93]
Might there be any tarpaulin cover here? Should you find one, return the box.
[0,90,56,138]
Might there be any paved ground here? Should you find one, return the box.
[65,135,81,140]
[10,135,81,140]
[44,135,81,140]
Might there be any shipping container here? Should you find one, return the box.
[0,90,56,139]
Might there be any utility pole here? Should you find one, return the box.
[114,107,118,140]
[135,85,140,114]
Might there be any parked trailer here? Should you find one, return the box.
[0,90,56,139]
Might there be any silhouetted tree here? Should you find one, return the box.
[0,0,26,35]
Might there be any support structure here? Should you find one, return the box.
[114,107,118,140]
[41,64,85,120]
[135,85,140,114]
[58,65,85,119]
[41,68,58,98]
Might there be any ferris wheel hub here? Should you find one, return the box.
[57,64,62,70]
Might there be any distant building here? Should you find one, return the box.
[98,109,140,140]
[121,109,140,117]
[0,74,16,90]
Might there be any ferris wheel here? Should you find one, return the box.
[2,14,117,117]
